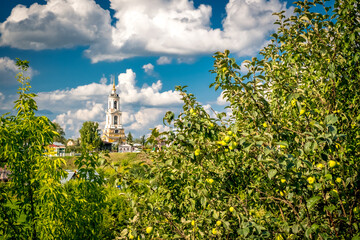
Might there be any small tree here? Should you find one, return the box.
[0,59,67,239]
[140,135,146,147]
[127,132,134,145]
[79,121,102,150]
[52,122,66,144]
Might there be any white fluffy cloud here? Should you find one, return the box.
[157,56,172,65]
[0,0,291,62]
[203,104,217,118]
[34,69,182,138]
[117,69,181,106]
[99,75,107,84]
[153,124,171,134]
[0,57,18,72]
[0,57,36,86]
[54,101,104,134]
[142,63,154,75]
[0,92,5,103]
[127,107,166,131]
[222,0,290,56]
[216,92,228,106]
[0,0,111,50]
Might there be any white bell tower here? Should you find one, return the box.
[102,78,126,143]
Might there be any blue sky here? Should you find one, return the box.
[0,0,295,139]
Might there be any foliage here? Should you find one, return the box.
[52,122,66,144]
[127,132,134,145]
[97,152,151,186]
[55,151,110,239]
[0,59,67,239]
[124,0,360,239]
[65,145,82,154]
[95,152,152,238]
[79,121,102,150]
[134,135,147,147]
[140,135,146,147]
[0,60,134,239]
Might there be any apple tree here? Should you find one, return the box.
[123,0,359,239]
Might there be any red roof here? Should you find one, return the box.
[49,144,65,148]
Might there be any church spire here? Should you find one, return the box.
[102,75,125,144]
[112,76,116,94]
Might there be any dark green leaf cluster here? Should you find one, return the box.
[79,121,102,150]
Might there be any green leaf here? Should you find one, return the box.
[120,229,128,236]
[307,196,321,209]
[275,141,288,148]
[313,122,324,131]
[243,227,250,237]
[305,224,319,238]
[213,211,219,219]
[268,169,277,179]
[311,141,318,152]
[328,125,337,135]
[304,141,312,154]
[303,159,313,169]
[324,174,332,180]
[292,224,299,234]
[324,114,338,125]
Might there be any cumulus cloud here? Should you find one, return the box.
[0,92,17,111]
[222,0,289,56]
[157,56,172,65]
[34,69,182,138]
[86,0,291,61]
[0,0,111,50]
[216,92,228,106]
[99,75,107,84]
[0,57,36,86]
[127,107,166,131]
[0,57,18,72]
[240,61,250,74]
[121,111,135,125]
[142,63,154,75]
[203,104,218,118]
[153,124,171,134]
[0,92,7,110]
[176,57,196,64]
[54,101,104,134]
[117,69,181,106]
[0,0,291,62]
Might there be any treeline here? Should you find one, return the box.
[51,120,146,152]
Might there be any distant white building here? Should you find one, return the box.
[66,139,76,146]
[118,143,142,153]
[102,78,126,144]
[48,142,66,156]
